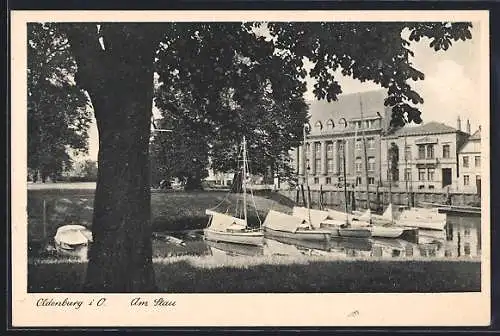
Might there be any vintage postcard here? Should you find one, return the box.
[11,10,490,327]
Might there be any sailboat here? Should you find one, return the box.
[203,136,265,246]
[262,125,332,242]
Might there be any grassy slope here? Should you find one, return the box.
[28,259,480,293]
[27,189,293,243]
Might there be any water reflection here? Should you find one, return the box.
[151,214,481,261]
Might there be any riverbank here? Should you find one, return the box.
[28,258,481,293]
[27,189,292,243]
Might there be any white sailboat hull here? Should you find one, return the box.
[370,226,405,238]
[203,228,264,246]
[263,227,332,242]
[338,227,372,238]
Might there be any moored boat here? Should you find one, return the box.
[206,240,264,256]
[338,227,372,238]
[203,136,264,246]
[262,210,332,242]
[54,224,92,257]
[395,207,447,231]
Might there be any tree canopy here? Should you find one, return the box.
[28,23,92,181]
[153,23,308,184]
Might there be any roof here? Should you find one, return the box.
[458,128,481,153]
[385,121,463,138]
[306,89,391,134]
[468,129,481,140]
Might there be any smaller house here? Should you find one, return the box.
[457,127,482,194]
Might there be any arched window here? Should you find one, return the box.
[326,119,335,129]
[315,121,323,130]
[339,118,348,128]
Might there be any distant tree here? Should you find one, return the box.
[28,23,92,182]
[79,160,99,181]
[50,22,472,292]
[150,116,209,190]
[154,24,308,191]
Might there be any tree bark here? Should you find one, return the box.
[65,24,163,292]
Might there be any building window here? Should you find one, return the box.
[327,142,334,156]
[338,141,344,153]
[418,168,426,181]
[314,142,321,154]
[355,139,362,151]
[326,119,334,129]
[418,145,426,159]
[404,146,411,161]
[306,143,311,157]
[327,159,334,173]
[368,157,375,172]
[463,156,469,168]
[339,118,347,128]
[367,138,375,149]
[427,168,435,181]
[315,159,321,172]
[443,144,450,159]
[355,158,362,173]
[426,145,434,159]
[464,175,470,186]
[314,177,319,184]
[405,168,412,182]
[475,156,481,168]
[315,121,322,131]
[326,177,332,184]
[306,159,310,171]
[356,176,362,185]
[368,177,375,185]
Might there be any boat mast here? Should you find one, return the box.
[304,124,312,228]
[359,96,372,224]
[242,136,248,227]
[387,141,394,223]
[342,139,349,224]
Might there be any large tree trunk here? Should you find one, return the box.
[65,24,163,292]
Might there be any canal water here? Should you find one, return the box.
[150,214,481,261]
[31,214,481,263]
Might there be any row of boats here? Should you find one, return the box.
[203,137,447,247]
[204,205,446,247]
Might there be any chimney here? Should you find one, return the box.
[466,119,471,134]
[457,116,461,131]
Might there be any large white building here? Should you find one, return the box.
[289,89,392,188]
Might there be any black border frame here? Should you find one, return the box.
[6,0,499,332]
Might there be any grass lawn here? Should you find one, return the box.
[28,257,481,293]
[27,188,293,244]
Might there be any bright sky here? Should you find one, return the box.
[78,22,482,162]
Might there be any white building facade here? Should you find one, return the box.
[457,128,482,194]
